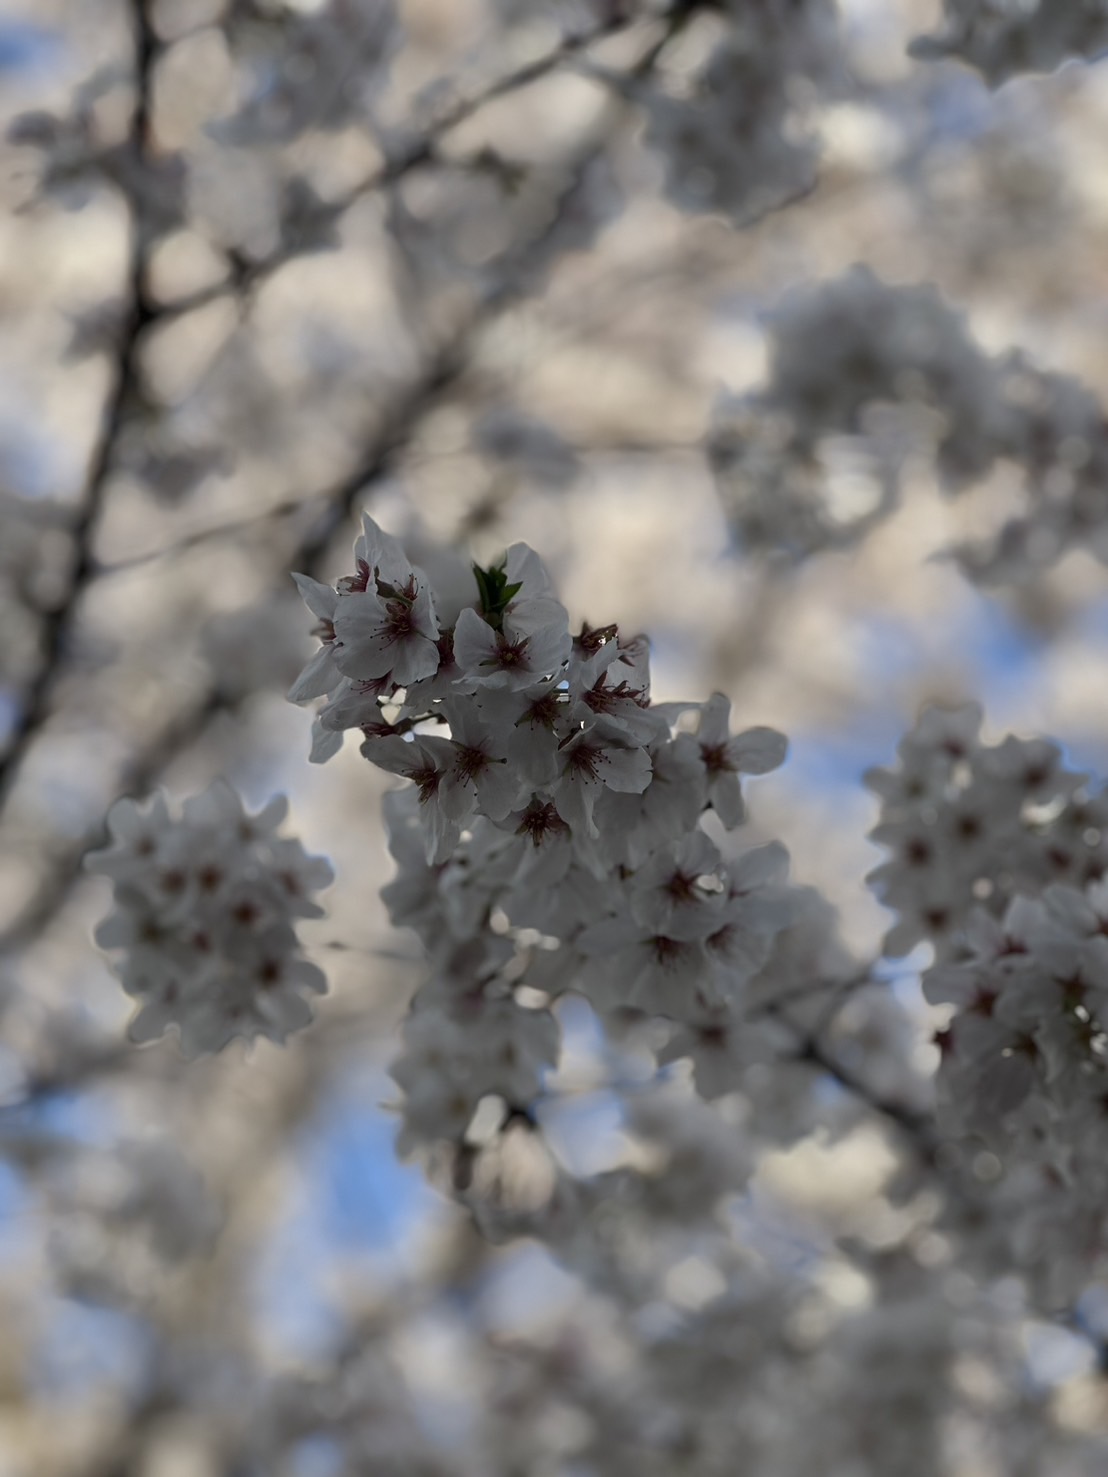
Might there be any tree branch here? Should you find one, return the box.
[148,2,693,324]
[0,0,161,815]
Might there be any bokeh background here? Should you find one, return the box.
[4,0,1108,1471]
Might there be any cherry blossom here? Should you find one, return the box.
[87,781,332,1055]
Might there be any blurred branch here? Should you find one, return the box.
[0,0,162,816]
[787,1027,937,1156]
[92,436,704,577]
[0,110,637,960]
[747,966,881,1021]
[0,326,472,952]
[0,0,682,826]
[149,1,693,325]
[92,494,331,577]
[294,333,474,577]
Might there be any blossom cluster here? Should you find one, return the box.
[865,701,1108,961]
[909,0,1108,86]
[87,781,333,1056]
[641,0,838,224]
[708,266,996,559]
[290,516,791,1155]
[924,885,1108,1302]
[710,266,1108,581]
[864,704,1108,1299]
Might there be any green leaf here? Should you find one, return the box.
[472,559,522,631]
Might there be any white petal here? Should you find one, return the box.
[288,646,340,703]
[291,571,337,620]
[600,745,653,794]
[729,726,788,775]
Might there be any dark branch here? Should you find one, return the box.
[0,0,162,815]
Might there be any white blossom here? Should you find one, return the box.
[291,518,792,1161]
[87,781,332,1055]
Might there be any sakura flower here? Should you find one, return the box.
[641,28,825,226]
[567,633,666,747]
[287,515,797,1163]
[182,781,290,843]
[333,573,439,687]
[82,790,174,887]
[287,572,341,702]
[705,842,793,997]
[316,675,391,734]
[87,783,332,1056]
[553,717,653,839]
[674,694,787,828]
[360,731,460,863]
[866,703,1108,960]
[439,699,525,824]
[267,836,336,918]
[578,913,714,1019]
[391,995,558,1155]
[622,1087,756,1219]
[345,511,419,593]
[627,831,727,942]
[378,786,450,935]
[453,547,571,693]
[592,733,707,869]
[484,683,566,791]
[453,603,571,693]
[492,797,575,901]
[500,541,564,618]
[309,715,344,764]
[910,0,1108,86]
[657,1011,784,1100]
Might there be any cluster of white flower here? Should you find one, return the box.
[626,1258,959,1477]
[710,266,1108,581]
[290,515,792,1156]
[909,0,1108,86]
[708,267,1001,559]
[951,358,1108,584]
[761,267,1002,488]
[640,0,838,223]
[924,884,1108,1301]
[87,781,332,1056]
[866,701,1108,1300]
[866,701,1108,961]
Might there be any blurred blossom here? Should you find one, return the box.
[87,782,333,1054]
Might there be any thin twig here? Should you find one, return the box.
[773,1009,938,1160]
[91,494,330,577]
